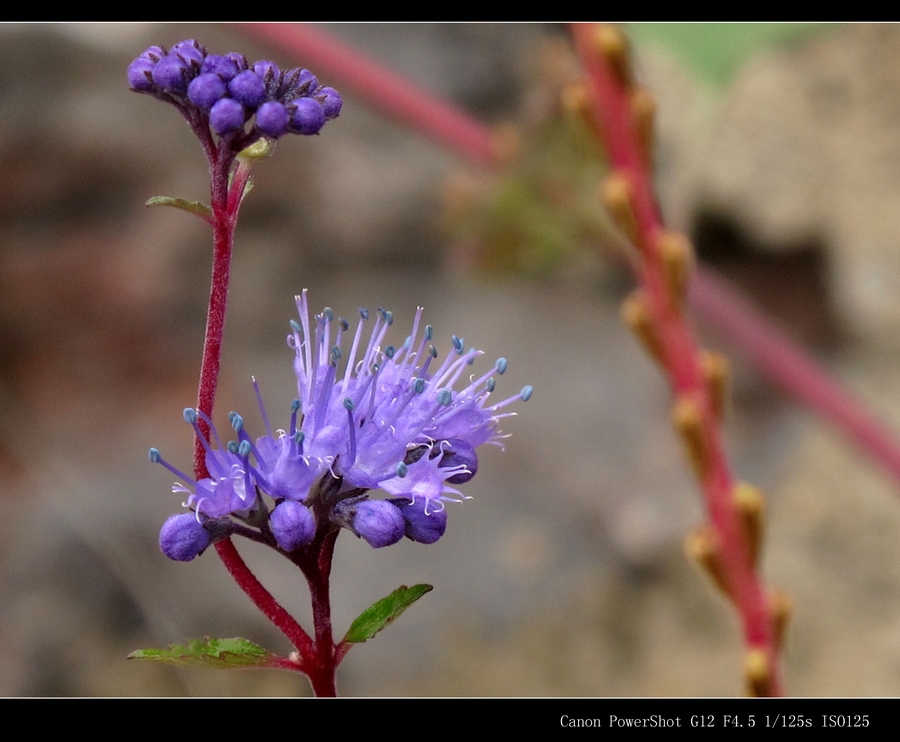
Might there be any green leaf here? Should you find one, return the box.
[145,196,213,220]
[342,584,433,645]
[128,636,280,669]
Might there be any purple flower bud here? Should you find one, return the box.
[269,500,316,552]
[352,500,405,548]
[280,67,318,99]
[226,52,249,72]
[209,98,246,135]
[201,54,240,81]
[256,101,290,138]
[170,39,205,66]
[228,70,266,110]
[253,59,281,88]
[188,72,227,111]
[151,54,189,94]
[137,45,165,63]
[316,86,343,120]
[394,498,448,544]
[128,57,155,92]
[438,439,478,484]
[288,98,325,135]
[159,513,212,562]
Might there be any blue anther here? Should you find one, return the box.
[359,308,369,320]
[238,440,252,457]
[294,430,305,444]
[395,462,408,478]
[486,378,496,392]
[227,440,239,454]
[385,345,395,359]
[495,357,508,375]
[383,310,393,326]
[451,335,463,352]
[289,319,301,333]
[343,397,355,412]
[339,317,349,331]
[149,447,161,463]
[228,411,238,423]
[330,346,342,366]
[429,345,438,358]
[230,413,244,432]
[414,378,426,394]
[323,307,334,322]
[291,399,301,413]
[438,389,452,406]
[425,324,433,340]
[521,385,534,401]
[183,408,198,424]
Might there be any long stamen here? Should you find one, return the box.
[344,397,357,466]
[149,447,198,486]
[341,308,368,396]
[489,385,534,411]
[252,376,273,438]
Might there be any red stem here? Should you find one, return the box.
[214,539,316,662]
[571,23,781,694]
[230,22,900,496]
[190,147,317,672]
[293,529,341,697]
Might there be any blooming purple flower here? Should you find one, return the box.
[150,291,531,557]
[128,40,341,145]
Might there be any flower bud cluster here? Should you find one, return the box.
[150,292,532,561]
[128,39,341,139]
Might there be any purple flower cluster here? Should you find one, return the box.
[128,39,341,139]
[153,291,532,560]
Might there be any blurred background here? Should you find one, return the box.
[2,22,900,696]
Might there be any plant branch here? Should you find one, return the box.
[571,22,782,695]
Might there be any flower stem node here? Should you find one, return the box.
[620,290,664,367]
[600,173,638,244]
[630,87,656,165]
[744,648,774,697]
[770,589,792,651]
[733,481,766,566]
[684,525,732,602]
[657,230,694,309]
[700,350,731,422]
[270,500,316,552]
[671,396,710,480]
[594,24,633,89]
[159,512,213,561]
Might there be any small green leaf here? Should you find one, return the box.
[128,636,279,669]
[342,584,433,645]
[238,137,275,162]
[146,196,213,220]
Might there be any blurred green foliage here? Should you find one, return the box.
[626,23,832,90]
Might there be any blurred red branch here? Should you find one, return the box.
[571,22,782,695]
